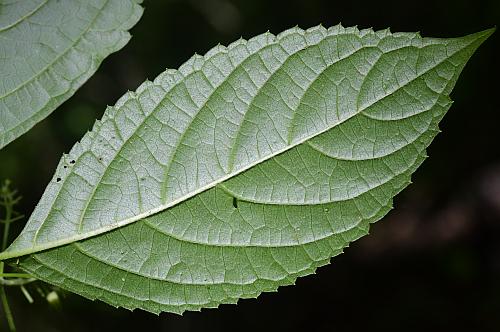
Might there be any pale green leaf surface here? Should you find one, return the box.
[0,0,143,149]
[0,25,493,314]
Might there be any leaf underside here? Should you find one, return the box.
[0,0,143,149]
[0,24,493,314]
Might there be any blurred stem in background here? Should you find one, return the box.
[0,179,63,331]
[0,180,32,332]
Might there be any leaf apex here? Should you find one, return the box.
[477,26,496,39]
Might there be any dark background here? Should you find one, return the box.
[1,0,499,331]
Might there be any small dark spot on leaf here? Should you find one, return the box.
[70,160,75,164]
[63,165,67,169]
[232,197,238,209]
[56,178,61,183]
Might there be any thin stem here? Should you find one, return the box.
[0,286,16,332]
[0,217,16,331]
[0,181,21,332]
[19,286,33,304]
[0,278,36,287]
[0,273,32,279]
[1,222,9,251]
[0,227,16,332]
[1,207,11,252]
[0,215,24,224]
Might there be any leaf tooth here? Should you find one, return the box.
[227,36,246,50]
[134,79,155,95]
[114,91,130,109]
[333,22,344,31]
[276,25,305,41]
[205,42,227,58]
[89,118,104,137]
[327,23,346,36]
[247,29,275,49]
[146,306,161,316]
[154,69,183,92]
[179,52,205,74]
[375,27,392,38]
[344,24,360,34]
[305,24,328,44]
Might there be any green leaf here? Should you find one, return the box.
[0,0,143,149]
[0,25,493,314]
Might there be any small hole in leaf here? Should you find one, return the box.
[63,165,67,169]
[232,197,238,209]
[56,178,61,183]
[70,160,75,164]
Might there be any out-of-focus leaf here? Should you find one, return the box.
[0,0,143,148]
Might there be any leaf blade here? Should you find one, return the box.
[0,25,493,313]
